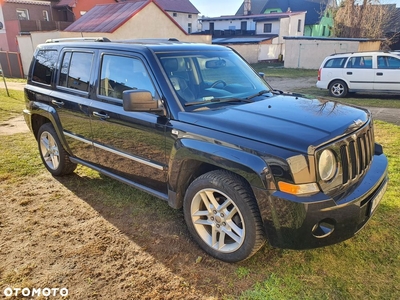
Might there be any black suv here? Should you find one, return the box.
[23,38,388,262]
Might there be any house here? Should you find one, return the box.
[49,0,199,34]
[199,11,305,63]
[155,0,199,33]
[0,0,71,52]
[235,0,337,37]
[61,1,208,42]
[50,0,119,22]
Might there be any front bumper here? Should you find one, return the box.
[254,152,388,249]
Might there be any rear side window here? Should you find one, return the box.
[323,57,347,68]
[32,50,58,85]
[346,56,372,69]
[58,51,94,92]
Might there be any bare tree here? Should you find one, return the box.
[332,0,398,46]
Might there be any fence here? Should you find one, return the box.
[0,51,24,78]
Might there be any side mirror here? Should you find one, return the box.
[122,89,164,114]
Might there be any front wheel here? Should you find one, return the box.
[183,170,266,262]
[329,80,348,98]
[37,123,77,176]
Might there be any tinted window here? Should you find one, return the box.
[377,56,400,69]
[99,55,156,100]
[346,56,372,69]
[58,51,93,92]
[324,57,347,68]
[32,50,58,85]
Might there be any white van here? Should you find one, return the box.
[316,51,400,97]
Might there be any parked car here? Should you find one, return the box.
[316,51,400,97]
[23,38,388,262]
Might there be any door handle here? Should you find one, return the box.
[376,72,383,76]
[93,111,110,119]
[51,99,64,106]
[347,72,353,75]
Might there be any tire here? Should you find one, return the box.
[329,80,348,98]
[37,123,77,176]
[183,170,266,262]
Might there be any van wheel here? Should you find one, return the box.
[329,80,348,98]
[183,170,266,262]
[37,123,77,176]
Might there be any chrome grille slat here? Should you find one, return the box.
[340,125,374,185]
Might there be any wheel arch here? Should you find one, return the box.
[28,103,72,155]
[167,139,271,210]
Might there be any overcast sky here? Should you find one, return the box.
[190,0,400,17]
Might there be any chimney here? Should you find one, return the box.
[244,0,251,15]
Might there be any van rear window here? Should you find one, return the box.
[324,57,347,68]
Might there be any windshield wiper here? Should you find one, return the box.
[184,97,253,107]
[245,89,271,100]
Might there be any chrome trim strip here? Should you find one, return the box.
[63,131,164,170]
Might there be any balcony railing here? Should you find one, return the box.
[19,20,73,33]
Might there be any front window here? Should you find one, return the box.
[157,50,271,110]
[377,56,400,69]
[99,54,156,100]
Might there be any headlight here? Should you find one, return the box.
[318,149,337,181]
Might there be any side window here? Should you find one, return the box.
[324,57,347,68]
[58,51,93,92]
[99,54,156,100]
[32,50,58,85]
[378,56,400,69]
[346,56,372,69]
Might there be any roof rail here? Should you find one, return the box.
[330,50,392,56]
[45,37,111,43]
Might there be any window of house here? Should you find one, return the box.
[377,56,400,69]
[297,19,302,32]
[188,23,192,34]
[173,12,177,17]
[16,9,29,20]
[32,50,58,85]
[264,23,272,33]
[99,55,156,100]
[322,26,326,36]
[80,11,87,16]
[59,51,93,92]
[43,10,49,21]
[188,14,192,18]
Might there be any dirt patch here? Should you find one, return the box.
[1,171,263,299]
[0,116,30,135]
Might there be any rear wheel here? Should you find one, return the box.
[183,170,266,262]
[329,80,348,98]
[37,123,77,176]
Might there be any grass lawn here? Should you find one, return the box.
[1,75,399,299]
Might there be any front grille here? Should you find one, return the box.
[339,126,374,185]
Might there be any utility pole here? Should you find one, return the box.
[0,63,10,97]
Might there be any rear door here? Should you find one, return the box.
[50,49,97,163]
[89,52,168,195]
[374,55,400,91]
[343,55,374,90]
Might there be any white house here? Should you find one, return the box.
[199,11,306,63]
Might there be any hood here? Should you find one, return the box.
[178,95,370,153]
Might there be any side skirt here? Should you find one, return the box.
[69,157,169,202]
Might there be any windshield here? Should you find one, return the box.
[157,50,271,110]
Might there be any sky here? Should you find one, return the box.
[190,0,400,18]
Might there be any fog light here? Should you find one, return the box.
[312,219,335,238]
